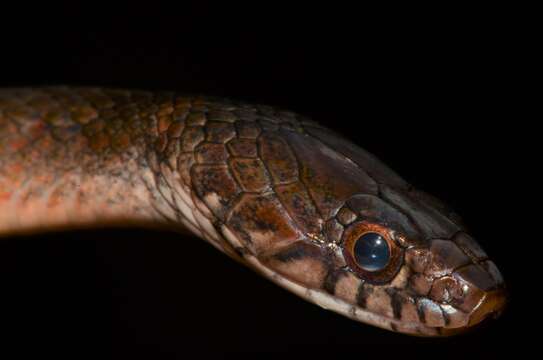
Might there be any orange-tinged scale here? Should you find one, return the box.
[157,115,172,133]
[112,132,132,151]
[0,190,12,202]
[8,138,29,152]
[89,132,110,152]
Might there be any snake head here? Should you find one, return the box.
[219,120,506,337]
[323,190,508,336]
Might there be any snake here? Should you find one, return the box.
[0,87,506,337]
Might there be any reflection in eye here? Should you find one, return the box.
[354,232,390,271]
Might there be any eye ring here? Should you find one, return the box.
[342,221,404,285]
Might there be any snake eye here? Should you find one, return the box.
[354,232,390,271]
[342,222,404,285]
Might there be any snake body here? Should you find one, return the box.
[0,87,506,336]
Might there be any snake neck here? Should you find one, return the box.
[0,88,218,248]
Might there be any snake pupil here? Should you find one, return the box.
[354,232,390,271]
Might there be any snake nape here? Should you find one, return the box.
[0,87,506,336]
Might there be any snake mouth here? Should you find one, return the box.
[435,286,507,337]
[380,282,507,337]
[391,287,507,337]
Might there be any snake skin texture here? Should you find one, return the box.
[0,87,506,336]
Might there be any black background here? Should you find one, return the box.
[0,2,534,358]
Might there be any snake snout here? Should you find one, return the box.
[451,262,507,328]
[418,233,506,333]
[434,259,507,333]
